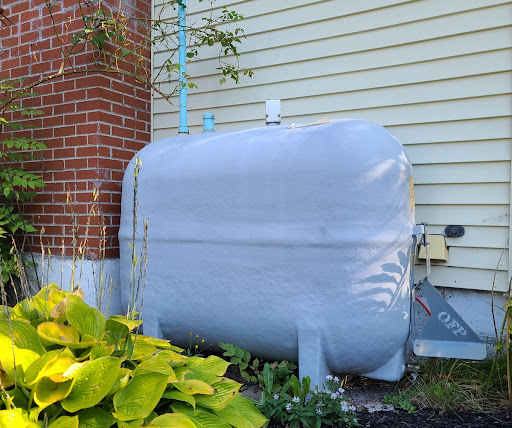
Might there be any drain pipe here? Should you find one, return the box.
[178,0,188,134]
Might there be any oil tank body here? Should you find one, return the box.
[119,119,414,384]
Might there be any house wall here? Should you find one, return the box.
[151,0,512,340]
[1,0,151,260]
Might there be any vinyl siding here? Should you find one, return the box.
[152,0,512,292]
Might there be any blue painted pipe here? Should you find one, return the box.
[178,0,188,134]
[202,113,215,132]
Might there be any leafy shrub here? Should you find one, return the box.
[0,284,267,427]
[257,365,358,428]
[219,342,296,386]
[0,99,46,286]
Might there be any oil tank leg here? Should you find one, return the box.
[298,328,331,388]
[361,347,405,381]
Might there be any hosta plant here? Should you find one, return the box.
[0,284,267,427]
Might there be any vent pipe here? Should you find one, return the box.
[202,113,215,132]
[178,0,188,134]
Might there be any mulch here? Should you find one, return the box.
[225,365,512,427]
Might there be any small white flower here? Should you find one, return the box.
[341,402,349,412]
[353,418,358,423]
[326,375,333,381]
[338,387,345,395]
[285,403,292,412]
[273,394,279,400]
[292,396,300,403]
[330,392,338,400]
[316,408,322,415]
[349,405,356,412]
[334,376,340,382]
[344,418,349,422]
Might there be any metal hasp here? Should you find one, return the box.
[202,113,215,132]
[178,0,188,134]
[413,278,486,360]
[265,99,281,125]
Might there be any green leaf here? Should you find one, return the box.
[219,394,267,428]
[61,356,122,412]
[47,416,79,428]
[162,390,196,409]
[34,377,73,409]
[135,358,177,381]
[172,378,216,396]
[0,409,39,427]
[66,294,106,340]
[194,378,241,410]
[0,333,40,382]
[107,315,142,332]
[150,413,197,428]
[77,407,116,428]
[189,409,232,428]
[186,356,230,376]
[112,371,169,421]
[0,319,45,355]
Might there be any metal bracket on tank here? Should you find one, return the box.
[411,225,486,360]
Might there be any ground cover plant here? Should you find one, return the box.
[0,284,267,427]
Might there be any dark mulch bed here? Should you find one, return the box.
[356,409,512,427]
[266,410,512,427]
[224,365,512,427]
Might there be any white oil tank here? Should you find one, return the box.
[119,119,415,385]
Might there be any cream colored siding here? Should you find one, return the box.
[152,0,512,292]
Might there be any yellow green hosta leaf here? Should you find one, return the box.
[25,349,63,385]
[162,390,196,409]
[47,415,79,428]
[170,402,193,415]
[47,358,83,382]
[131,338,157,360]
[108,316,142,332]
[37,323,96,349]
[116,419,145,428]
[186,356,230,377]
[3,386,29,409]
[107,368,132,396]
[77,408,116,428]
[66,294,106,340]
[37,322,80,346]
[90,341,115,360]
[130,334,171,349]
[0,409,39,427]
[34,377,73,408]
[0,333,40,383]
[153,350,187,367]
[0,320,45,355]
[150,413,197,428]
[194,378,241,411]
[189,409,232,428]
[176,367,217,385]
[171,379,216,396]
[61,356,121,413]
[135,358,177,381]
[214,394,267,428]
[32,284,67,318]
[112,371,169,421]
[11,299,38,321]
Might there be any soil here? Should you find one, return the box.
[225,366,512,427]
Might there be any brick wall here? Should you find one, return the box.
[0,0,151,259]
